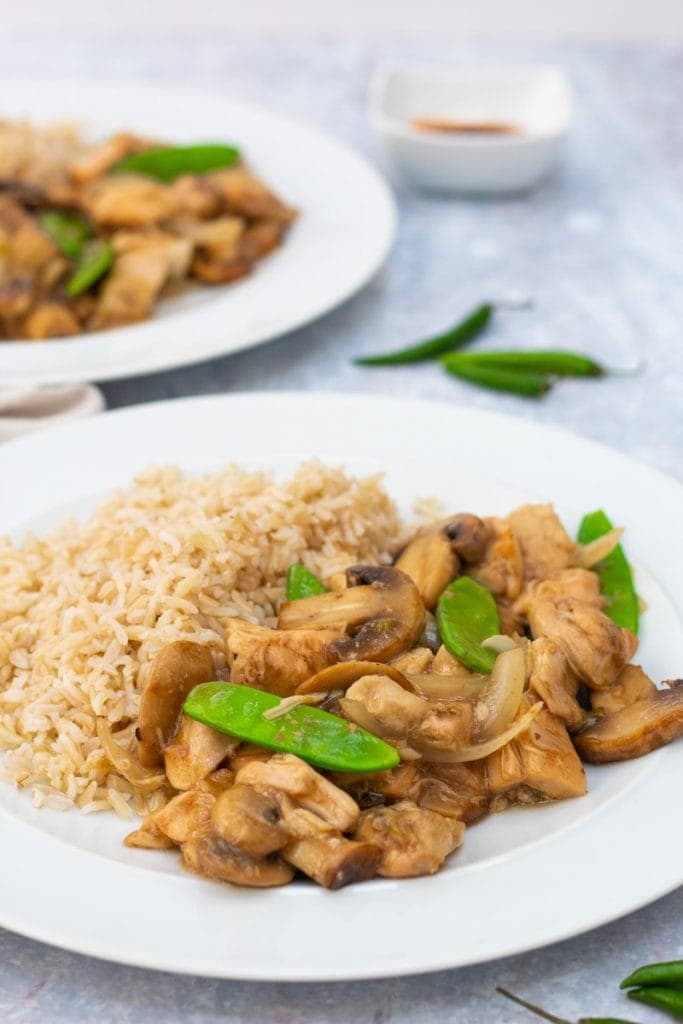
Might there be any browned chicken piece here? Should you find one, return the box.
[521,568,603,611]
[82,174,179,229]
[355,801,465,877]
[590,663,657,715]
[242,219,285,261]
[225,618,343,696]
[418,761,490,823]
[206,166,297,225]
[190,251,251,285]
[469,518,524,602]
[0,196,58,279]
[186,216,250,283]
[528,637,585,732]
[169,175,222,219]
[164,714,239,790]
[124,814,177,851]
[236,754,359,832]
[197,767,235,797]
[182,830,295,887]
[391,647,434,674]
[152,788,217,844]
[331,762,423,807]
[89,236,190,331]
[21,302,81,339]
[68,132,150,183]
[110,230,193,277]
[506,504,577,584]
[344,675,473,750]
[527,591,637,690]
[574,684,683,762]
[283,835,381,889]
[0,279,35,320]
[486,694,587,800]
[211,784,288,858]
[431,645,473,676]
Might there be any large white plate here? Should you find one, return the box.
[0,392,681,981]
[0,81,396,386]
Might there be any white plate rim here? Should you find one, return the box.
[0,390,681,981]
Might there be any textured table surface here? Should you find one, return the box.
[1,33,682,1023]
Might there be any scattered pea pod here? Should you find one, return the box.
[286,563,326,601]
[621,961,683,990]
[354,302,493,365]
[577,510,639,634]
[40,210,92,259]
[113,143,240,182]
[436,576,499,673]
[442,350,605,377]
[626,987,683,1020]
[441,358,551,397]
[66,239,115,297]
[184,681,400,773]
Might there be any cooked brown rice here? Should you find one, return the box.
[0,461,403,816]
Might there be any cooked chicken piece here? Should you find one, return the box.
[90,237,189,330]
[0,196,58,279]
[236,753,359,832]
[206,166,297,225]
[506,504,577,584]
[68,132,150,183]
[110,230,193,278]
[124,816,176,851]
[136,641,215,768]
[211,784,288,858]
[22,302,80,339]
[0,279,35,319]
[431,645,472,676]
[574,685,683,762]
[418,761,490,823]
[283,835,381,889]
[486,693,587,800]
[241,219,285,261]
[197,767,235,797]
[331,762,423,807]
[344,675,473,750]
[391,647,434,674]
[190,251,251,284]
[225,618,343,696]
[164,714,238,790]
[528,638,584,732]
[169,175,221,219]
[152,788,216,844]
[355,801,465,877]
[185,215,244,257]
[469,518,524,602]
[82,174,179,228]
[279,565,425,664]
[496,601,521,636]
[590,663,657,715]
[183,830,294,887]
[228,744,273,776]
[522,568,603,610]
[527,592,637,690]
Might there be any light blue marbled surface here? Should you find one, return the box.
[0,33,681,1023]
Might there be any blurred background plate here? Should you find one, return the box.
[0,80,396,386]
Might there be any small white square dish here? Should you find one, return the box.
[369,64,572,194]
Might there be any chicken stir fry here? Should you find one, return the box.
[0,121,296,339]
[122,502,683,890]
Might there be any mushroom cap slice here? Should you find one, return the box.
[182,831,294,887]
[295,659,411,695]
[283,835,381,889]
[153,789,216,844]
[278,565,425,664]
[211,784,288,858]
[137,641,215,768]
[395,531,460,611]
[574,685,683,763]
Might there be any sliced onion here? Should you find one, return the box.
[96,719,166,793]
[475,646,527,742]
[481,634,517,654]
[578,527,624,567]
[411,701,543,764]
[405,673,487,700]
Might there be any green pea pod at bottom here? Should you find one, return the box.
[184,681,399,773]
[67,239,115,297]
[627,987,683,1020]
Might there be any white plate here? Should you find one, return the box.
[0,81,396,386]
[0,392,681,981]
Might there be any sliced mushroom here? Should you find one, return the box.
[573,686,683,763]
[283,835,381,889]
[137,641,215,768]
[153,789,216,844]
[278,565,425,664]
[295,659,411,696]
[211,784,288,858]
[164,714,238,790]
[235,754,359,832]
[182,831,294,887]
[354,801,465,878]
[395,514,490,610]
[225,619,343,696]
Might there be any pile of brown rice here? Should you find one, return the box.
[0,461,403,817]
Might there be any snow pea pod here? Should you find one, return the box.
[436,576,499,673]
[627,987,683,1020]
[621,961,683,990]
[184,681,400,773]
[113,143,240,182]
[66,239,115,297]
[40,210,92,259]
[354,302,493,365]
[442,350,605,377]
[286,563,326,601]
[441,357,551,397]
[577,510,639,634]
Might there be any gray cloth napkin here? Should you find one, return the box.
[0,385,105,441]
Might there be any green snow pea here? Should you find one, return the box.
[577,510,639,634]
[183,681,400,773]
[286,563,326,601]
[627,987,683,1020]
[113,143,240,182]
[40,210,92,259]
[621,961,683,990]
[66,239,115,297]
[436,576,499,673]
[441,350,605,377]
[441,357,551,397]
